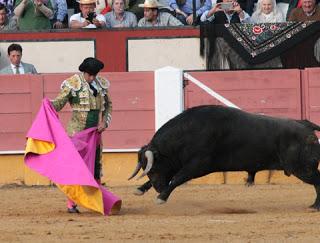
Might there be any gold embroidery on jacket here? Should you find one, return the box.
[51,73,112,135]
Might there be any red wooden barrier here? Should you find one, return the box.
[0,75,43,151]
[0,72,155,151]
[2,69,320,152]
[302,68,320,127]
[103,72,155,149]
[185,69,302,119]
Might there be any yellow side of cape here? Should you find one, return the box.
[25,138,105,215]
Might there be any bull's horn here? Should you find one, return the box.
[128,162,142,180]
[137,150,154,180]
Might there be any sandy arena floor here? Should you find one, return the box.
[1,183,320,242]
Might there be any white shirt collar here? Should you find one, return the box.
[10,63,24,74]
[11,63,21,68]
[305,8,316,17]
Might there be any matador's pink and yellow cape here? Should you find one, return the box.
[24,98,121,216]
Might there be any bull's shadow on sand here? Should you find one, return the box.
[119,183,316,216]
[122,200,257,216]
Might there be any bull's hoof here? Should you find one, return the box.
[245,181,254,187]
[133,188,145,196]
[309,203,320,211]
[155,198,167,205]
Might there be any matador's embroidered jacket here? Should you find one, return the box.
[52,73,112,136]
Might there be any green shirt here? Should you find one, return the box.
[14,0,52,30]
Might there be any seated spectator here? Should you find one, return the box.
[251,0,285,23]
[286,0,319,19]
[127,0,172,21]
[288,0,320,21]
[0,3,18,31]
[105,0,137,27]
[14,0,54,30]
[138,0,183,26]
[169,0,211,25]
[0,44,37,74]
[201,0,250,23]
[69,0,106,28]
[50,0,68,28]
[0,0,15,16]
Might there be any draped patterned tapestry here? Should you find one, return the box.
[200,21,320,70]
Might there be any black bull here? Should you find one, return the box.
[128,105,320,209]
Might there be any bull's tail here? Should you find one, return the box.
[296,119,320,131]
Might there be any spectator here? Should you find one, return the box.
[128,0,173,20]
[169,0,211,25]
[201,0,250,23]
[286,0,320,19]
[50,0,68,28]
[0,0,15,16]
[14,0,54,30]
[69,0,106,28]
[138,0,183,26]
[288,0,320,21]
[0,44,37,74]
[0,3,18,31]
[105,0,137,27]
[251,0,285,23]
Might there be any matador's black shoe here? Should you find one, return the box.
[67,205,80,214]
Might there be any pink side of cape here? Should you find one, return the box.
[25,98,121,215]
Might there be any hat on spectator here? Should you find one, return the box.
[138,0,163,8]
[77,0,96,4]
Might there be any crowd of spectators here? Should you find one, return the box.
[0,0,319,30]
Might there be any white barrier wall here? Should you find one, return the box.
[128,38,206,71]
[154,66,184,130]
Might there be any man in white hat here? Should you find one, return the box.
[69,0,106,28]
[138,0,183,26]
